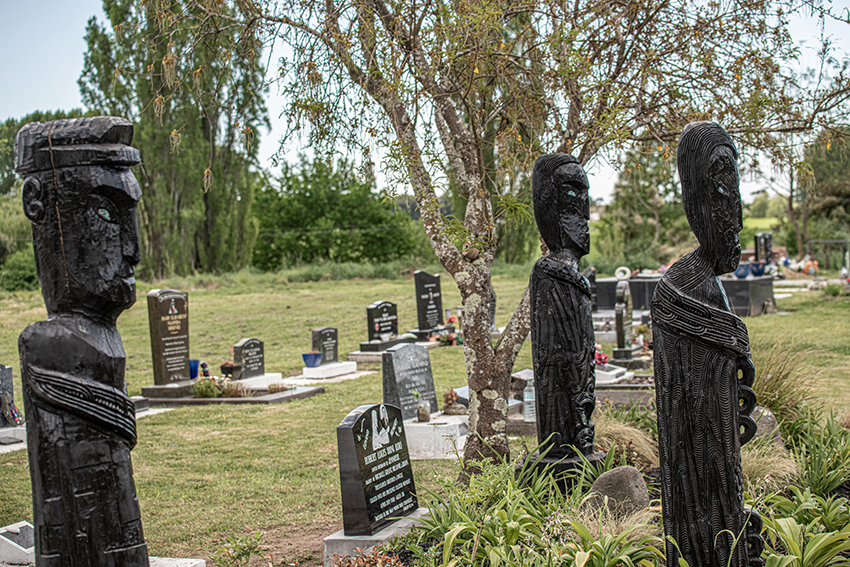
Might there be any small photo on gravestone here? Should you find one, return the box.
[337,403,418,535]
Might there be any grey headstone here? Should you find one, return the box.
[382,344,438,421]
[752,406,784,448]
[0,365,14,428]
[337,403,418,535]
[414,271,444,331]
[586,465,649,517]
[147,289,191,385]
[312,327,339,365]
[614,281,633,350]
[233,338,264,378]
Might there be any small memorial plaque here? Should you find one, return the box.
[382,344,438,421]
[148,289,190,385]
[414,271,444,330]
[367,301,400,341]
[233,338,264,378]
[337,403,418,535]
[312,327,338,365]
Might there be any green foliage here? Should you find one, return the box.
[806,129,850,225]
[761,516,850,567]
[79,0,267,278]
[824,284,846,297]
[251,158,418,270]
[192,378,220,399]
[210,531,265,567]
[415,448,661,567]
[0,249,38,292]
[0,190,31,266]
[763,486,850,533]
[786,411,850,497]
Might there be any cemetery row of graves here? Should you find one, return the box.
[1,269,849,565]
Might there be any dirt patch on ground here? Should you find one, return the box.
[253,521,343,566]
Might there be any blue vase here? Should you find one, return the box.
[734,263,751,279]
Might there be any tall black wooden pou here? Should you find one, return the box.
[529,154,603,468]
[16,117,148,566]
[652,122,764,567]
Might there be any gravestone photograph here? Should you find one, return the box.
[337,403,418,535]
[15,116,149,565]
[233,337,265,378]
[148,288,190,384]
[312,327,339,364]
[382,343,438,421]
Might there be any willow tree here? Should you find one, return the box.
[148,0,848,462]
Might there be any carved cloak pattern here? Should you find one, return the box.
[653,276,763,567]
[20,320,147,567]
[530,256,596,459]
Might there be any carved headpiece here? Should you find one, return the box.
[15,117,140,175]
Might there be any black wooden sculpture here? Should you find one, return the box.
[652,122,764,567]
[530,154,603,468]
[15,117,148,566]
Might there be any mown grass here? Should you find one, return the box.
[0,270,847,563]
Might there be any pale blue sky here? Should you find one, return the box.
[1,2,846,202]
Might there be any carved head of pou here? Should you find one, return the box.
[15,117,142,323]
[677,121,743,276]
[532,153,591,258]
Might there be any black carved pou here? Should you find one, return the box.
[530,154,598,460]
[15,117,148,566]
[652,122,764,567]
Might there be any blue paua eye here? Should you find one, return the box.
[567,190,576,197]
[97,207,113,221]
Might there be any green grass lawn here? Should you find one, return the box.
[0,272,847,564]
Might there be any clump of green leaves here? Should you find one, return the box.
[210,531,265,567]
[192,377,221,398]
[787,412,850,498]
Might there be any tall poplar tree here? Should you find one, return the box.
[79,0,269,277]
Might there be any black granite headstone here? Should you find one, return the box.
[382,344,438,421]
[414,271,444,331]
[368,300,399,341]
[312,327,338,364]
[148,288,190,385]
[233,338,264,378]
[755,232,773,263]
[337,403,418,535]
[614,281,633,351]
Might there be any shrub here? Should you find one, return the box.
[192,377,220,398]
[594,411,658,468]
[267,382,289,394]
[740,437,798,497]
[0,249,38,292]
[750,336,817,420]
[220,380,248,398]
[823,283,844,297]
